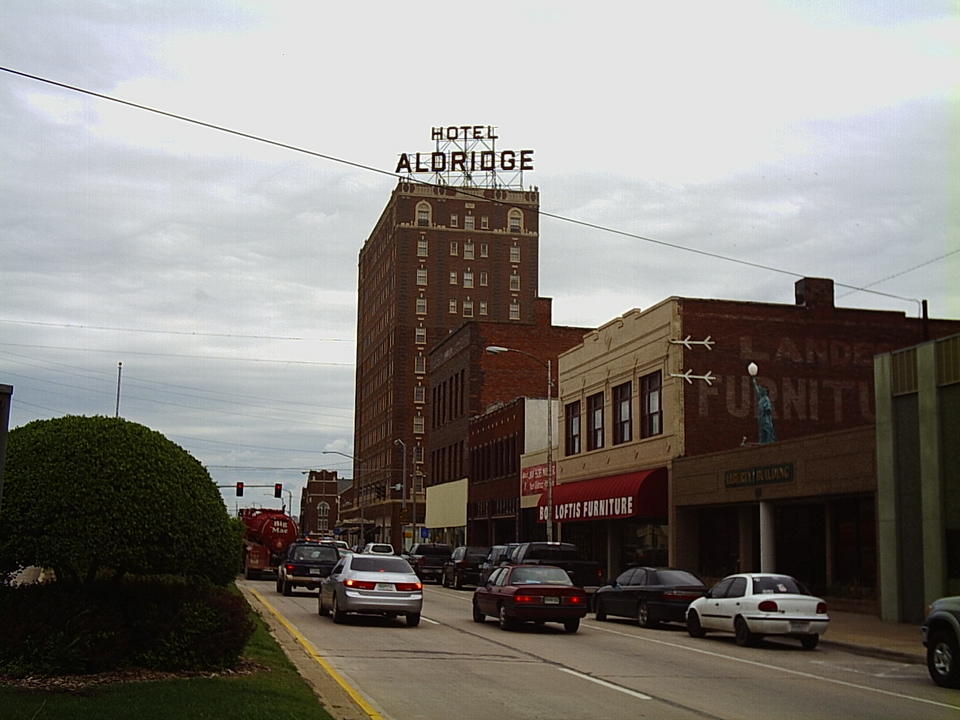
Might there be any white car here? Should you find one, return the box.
[686,573,829,649]
[362,542,395,555]
[319,553,423,626]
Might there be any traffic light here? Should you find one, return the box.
[274,483,282,498]
[236,482,244,497]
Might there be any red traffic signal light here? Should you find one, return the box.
[236,482,244,497]
[274,483,282,498]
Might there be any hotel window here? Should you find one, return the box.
[565,401,581,455]
[640,370,663,438]
[464,215,475,230]
[463,299,474,318]
[510,245,521,263]
[449,271,458,285]
[450,241,459,256]
[508,209,522,232]
[480,242,489,257]
[509,273,521,291]
[415,356,426,374]
[414,416,424,434]
[587,392,604,450]
[480,271,488,286]
[509,302,520,320]
[464,242,474,259]
[450,214,458,227]
[414,446,424,463]
[415,327,426,344]
[416,268,427,286]
[416,297,427,314]
[481,216,489,229]
[416,202,431,227]
[417,238,428,257]
[479,301,488,316]
[463,271,474,288]
[414,386,425,403]
[613,381,632,444]
[449,299,458,314]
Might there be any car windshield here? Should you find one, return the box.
[351,557,415,573]
[293,546,338,562]
[465,547,488,561]
[753,575,808,595]
[652,570,703,586]
[510,567,572,585]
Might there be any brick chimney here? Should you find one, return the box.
[795,277,834,310]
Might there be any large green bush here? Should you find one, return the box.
[0,577,254,676]
[0,415,242,585]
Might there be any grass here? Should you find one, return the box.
[0,603,336,720]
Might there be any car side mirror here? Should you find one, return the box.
[704,589,713,599]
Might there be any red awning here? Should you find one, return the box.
[536,468,667,523]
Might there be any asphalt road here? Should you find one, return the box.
[240,578,960,720]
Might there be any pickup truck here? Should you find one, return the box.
[404,543,453,583]
[504,542,604,590]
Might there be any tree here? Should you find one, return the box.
[0,416,242,585]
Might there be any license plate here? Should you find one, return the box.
[544,596,559,605]
[309,568,321,575]
[790,621,809,632]
[375,583,394,591]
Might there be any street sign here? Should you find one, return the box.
[420,527,429,539]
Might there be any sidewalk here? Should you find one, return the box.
[822,609,924,664]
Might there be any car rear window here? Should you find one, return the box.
[417,546,452,556]
[524,546,579,562]
[352,557,415,573]
[753,576,808,595]
[293,546,338,562]
[465,547,488,561]
[510,567,572,585]
[652,570,703,586]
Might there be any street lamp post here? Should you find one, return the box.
[322,450,365,546]
[394,438,407,551]
[485,346,554,543]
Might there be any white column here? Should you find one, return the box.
[760,501,776,573]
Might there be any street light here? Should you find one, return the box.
[394,438,407,551]
[322,450,365,545]
[485,345,555,542]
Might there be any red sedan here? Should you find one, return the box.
[472,564,589,633]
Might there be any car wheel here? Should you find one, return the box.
[734,616,759,647]
[406,613,421,627]
[638,600,658,628]
[472,599,485,623]
[318,594,328,616]
[276,575,283,593]
[686,610,706,638]
[282,578,292,597]
[927,628,960,688]
[563,618,580,633]
[498,604,516,631]
[594,598,607,621]
[800,633,819,650]
[245,567,258,581]
[331,593,346,624]
[454,572,463,590]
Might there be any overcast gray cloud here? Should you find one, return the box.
[2,1,957,515]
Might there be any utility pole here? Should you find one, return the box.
[0,384,12,518]
[115,362,122,417]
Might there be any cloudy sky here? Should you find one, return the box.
[2,1,957,516]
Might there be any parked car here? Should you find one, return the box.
[441,545,489,589]
[362,542,395,555]
[472,564,589,633]
[318,553,423,626]
[594,566,706,627]
[922,596,960,688]
[276,541,340,596]
[404,543,453,583]
[686,573,829,649]
[478,544,518,584]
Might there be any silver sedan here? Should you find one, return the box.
[319,553,423,627]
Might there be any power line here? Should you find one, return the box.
[837,248,960,299]
[0,65,934,311]
[0,317,328,341]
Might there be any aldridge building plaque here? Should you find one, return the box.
[724,463,794,488]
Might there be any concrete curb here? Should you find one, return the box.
[820,639,925,666]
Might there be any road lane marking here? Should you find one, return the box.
[249,588,385,720]
[558,668,652,700]
[421,616,440,625]
[585,622,959,711]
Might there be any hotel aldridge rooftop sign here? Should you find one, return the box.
[395,125,533,189]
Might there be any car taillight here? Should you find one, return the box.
[456,560,468,568]
[816,602,827,614]
[758,600,778,612]
[596,568,604,579]
[566,595,585,605]
[395,582,422,591]
[514,594,541,604]
[285,564,296,572]
[344,579,377,590]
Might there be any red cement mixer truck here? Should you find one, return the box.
[239,507,300,579]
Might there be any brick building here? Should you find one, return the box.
[351,180,542,550]
[298,470,344,538]
[425,308,590,545]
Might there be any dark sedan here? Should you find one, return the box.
[441,545,489,589]
[593,566,706,628]
[276,541,340,595]
[472,564,588,633]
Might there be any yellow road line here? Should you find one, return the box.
[249,588,384,720]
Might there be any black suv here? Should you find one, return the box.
[923,595,960,688]
[478,543,518,585]
[404,543,453,583]
[276,541,340,596]
[441,545,489,589]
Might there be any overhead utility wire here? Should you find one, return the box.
[0,66,927,310]
[0,318,318,341]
